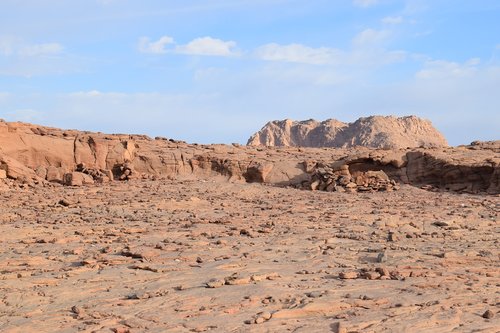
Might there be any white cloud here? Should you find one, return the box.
[70,90,105,97]
[0,37,63,57]
[175,37,238,56]
[138,36,238,56]
[416,58,481,80]
[352,29,391,46]
[353,0,379,8]
[18,43,63,57]
[382,16,404,25]
[255,43,341,65]
[138,36,174,54]
[0,37,81,77]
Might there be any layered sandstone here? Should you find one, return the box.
[247,115,448,149]
[0,119,498,194]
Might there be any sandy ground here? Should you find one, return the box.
[0,180,499,332]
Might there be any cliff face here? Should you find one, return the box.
[247,116,448,149]
[0,119,498,194]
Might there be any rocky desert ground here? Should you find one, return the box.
[0,119,499,332]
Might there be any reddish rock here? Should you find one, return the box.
[63,172,94,186]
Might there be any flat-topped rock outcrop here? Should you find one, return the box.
[247,115,448,149]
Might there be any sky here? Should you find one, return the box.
[0,0,499,145]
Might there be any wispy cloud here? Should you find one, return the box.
[138,36,174,54]
[138,35,239,56]
[416,58,481,79]
[352,0,379,8]
[381,16,404,25]
[254,43,341,65]
[352,29,391,46]
[254,27,404,68]
[18,43,64,57]
[0,36,77,77]
[0,36,63,57]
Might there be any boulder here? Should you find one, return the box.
[63,172,95,186]
[0,154,37,180]
[46,166,65,183]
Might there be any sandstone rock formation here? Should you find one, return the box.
[0,119,498,194]
[247,115,448,149]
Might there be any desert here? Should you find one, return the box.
[0,118,499,332]
[3,2,499,332]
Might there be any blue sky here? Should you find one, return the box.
[0,0,499,145]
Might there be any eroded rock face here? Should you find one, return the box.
[0,119,497,194]
[247,115,448,149]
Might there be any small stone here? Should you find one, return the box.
[362,271,381,280]
[306,291,323,298]
[260,312,272,320]
[81,258,97,266]
[433,221,449,227]
[112,328,130,333]
[339,271,358,279]
[225,275,251,285]
[71,305,83,315]
[206,279,225,288]
[240,229,252,237]
[388,231,397,242]
[482,310,494,319]
[345,182,357,189]
[332,322,347,333]
[255,317,265,324]
[58,199,72,207]
[310,180,320,191]
[376,267,390,277]
[377,252,387,263]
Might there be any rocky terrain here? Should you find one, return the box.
[247,116,448,149]
[0,119,499,332]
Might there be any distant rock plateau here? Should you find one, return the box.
[247,115,448,149]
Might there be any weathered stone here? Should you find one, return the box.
[339,271,358,279]
[482,310,494,319]
[46,166,65,183]
[63,172,94,186]
[206,279,225,288]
